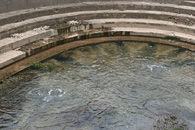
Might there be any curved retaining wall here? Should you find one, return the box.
[0,0,195,81]
[1,35,194,81]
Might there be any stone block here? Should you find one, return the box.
[0,50,26,69]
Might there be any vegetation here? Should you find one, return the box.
[153,115,189,130]
[30,62,42,69]
[30,62,54,71]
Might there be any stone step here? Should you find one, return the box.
[0,0,185,14]
[0,50,26,69]
[0,29,57,54]
[0,10,195,40]
[0,1,195,27]
[182,1,195,7]
[84,18,195,36]
[112,27,195,43]
[26,28,195,57]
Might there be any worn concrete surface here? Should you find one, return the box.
[1,10,195,40]
[0,1,195,26]
[0,50,26,69]
[0,0,185,13]
[0,29,57,54]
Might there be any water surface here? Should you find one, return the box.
[0,41,195,130]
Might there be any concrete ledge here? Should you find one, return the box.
[112,27,195,43]
[0,10,195,40]
[84,19,195,36]
[0,29,57,54]
[0,2,195,26]
[182,1,195,6]
[0,50,26,69]
[27,28,195,56]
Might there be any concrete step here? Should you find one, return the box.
[112,27,195,43]
[0,0,185,14]
[0,1,195,27]
[182,1,195,7]
[0,50,26,69]
[26,28,195,57]
[0,29,57,54]
[0,10,195,40]
[84,18,195,36]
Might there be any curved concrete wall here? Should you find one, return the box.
[0,0,184,13]
[0,0,195,81]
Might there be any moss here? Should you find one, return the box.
[153,115,189,130]
[30,62,54,71]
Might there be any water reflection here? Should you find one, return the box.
[0,41,195,130]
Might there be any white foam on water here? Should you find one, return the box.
[147,65,167,71]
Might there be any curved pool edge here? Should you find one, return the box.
[0,35,194,81]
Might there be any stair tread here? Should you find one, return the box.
[1,10,195,34]
[0,1,195,22]
[0,29,55,54]
[112,27,195,41]
[0,50,26,69]
[85,18,195,29]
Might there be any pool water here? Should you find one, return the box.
[0,41,195,130]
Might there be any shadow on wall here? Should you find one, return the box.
[0,0,184,13]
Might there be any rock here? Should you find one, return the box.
[57,51,74,61]
[10,33,23,38]
[33,26,50,32]
[67,20,79,26]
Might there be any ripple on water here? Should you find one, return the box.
[0,41,195,130]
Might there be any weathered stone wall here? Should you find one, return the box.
[0,0,184,13]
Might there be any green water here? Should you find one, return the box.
[0,41,195,130]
